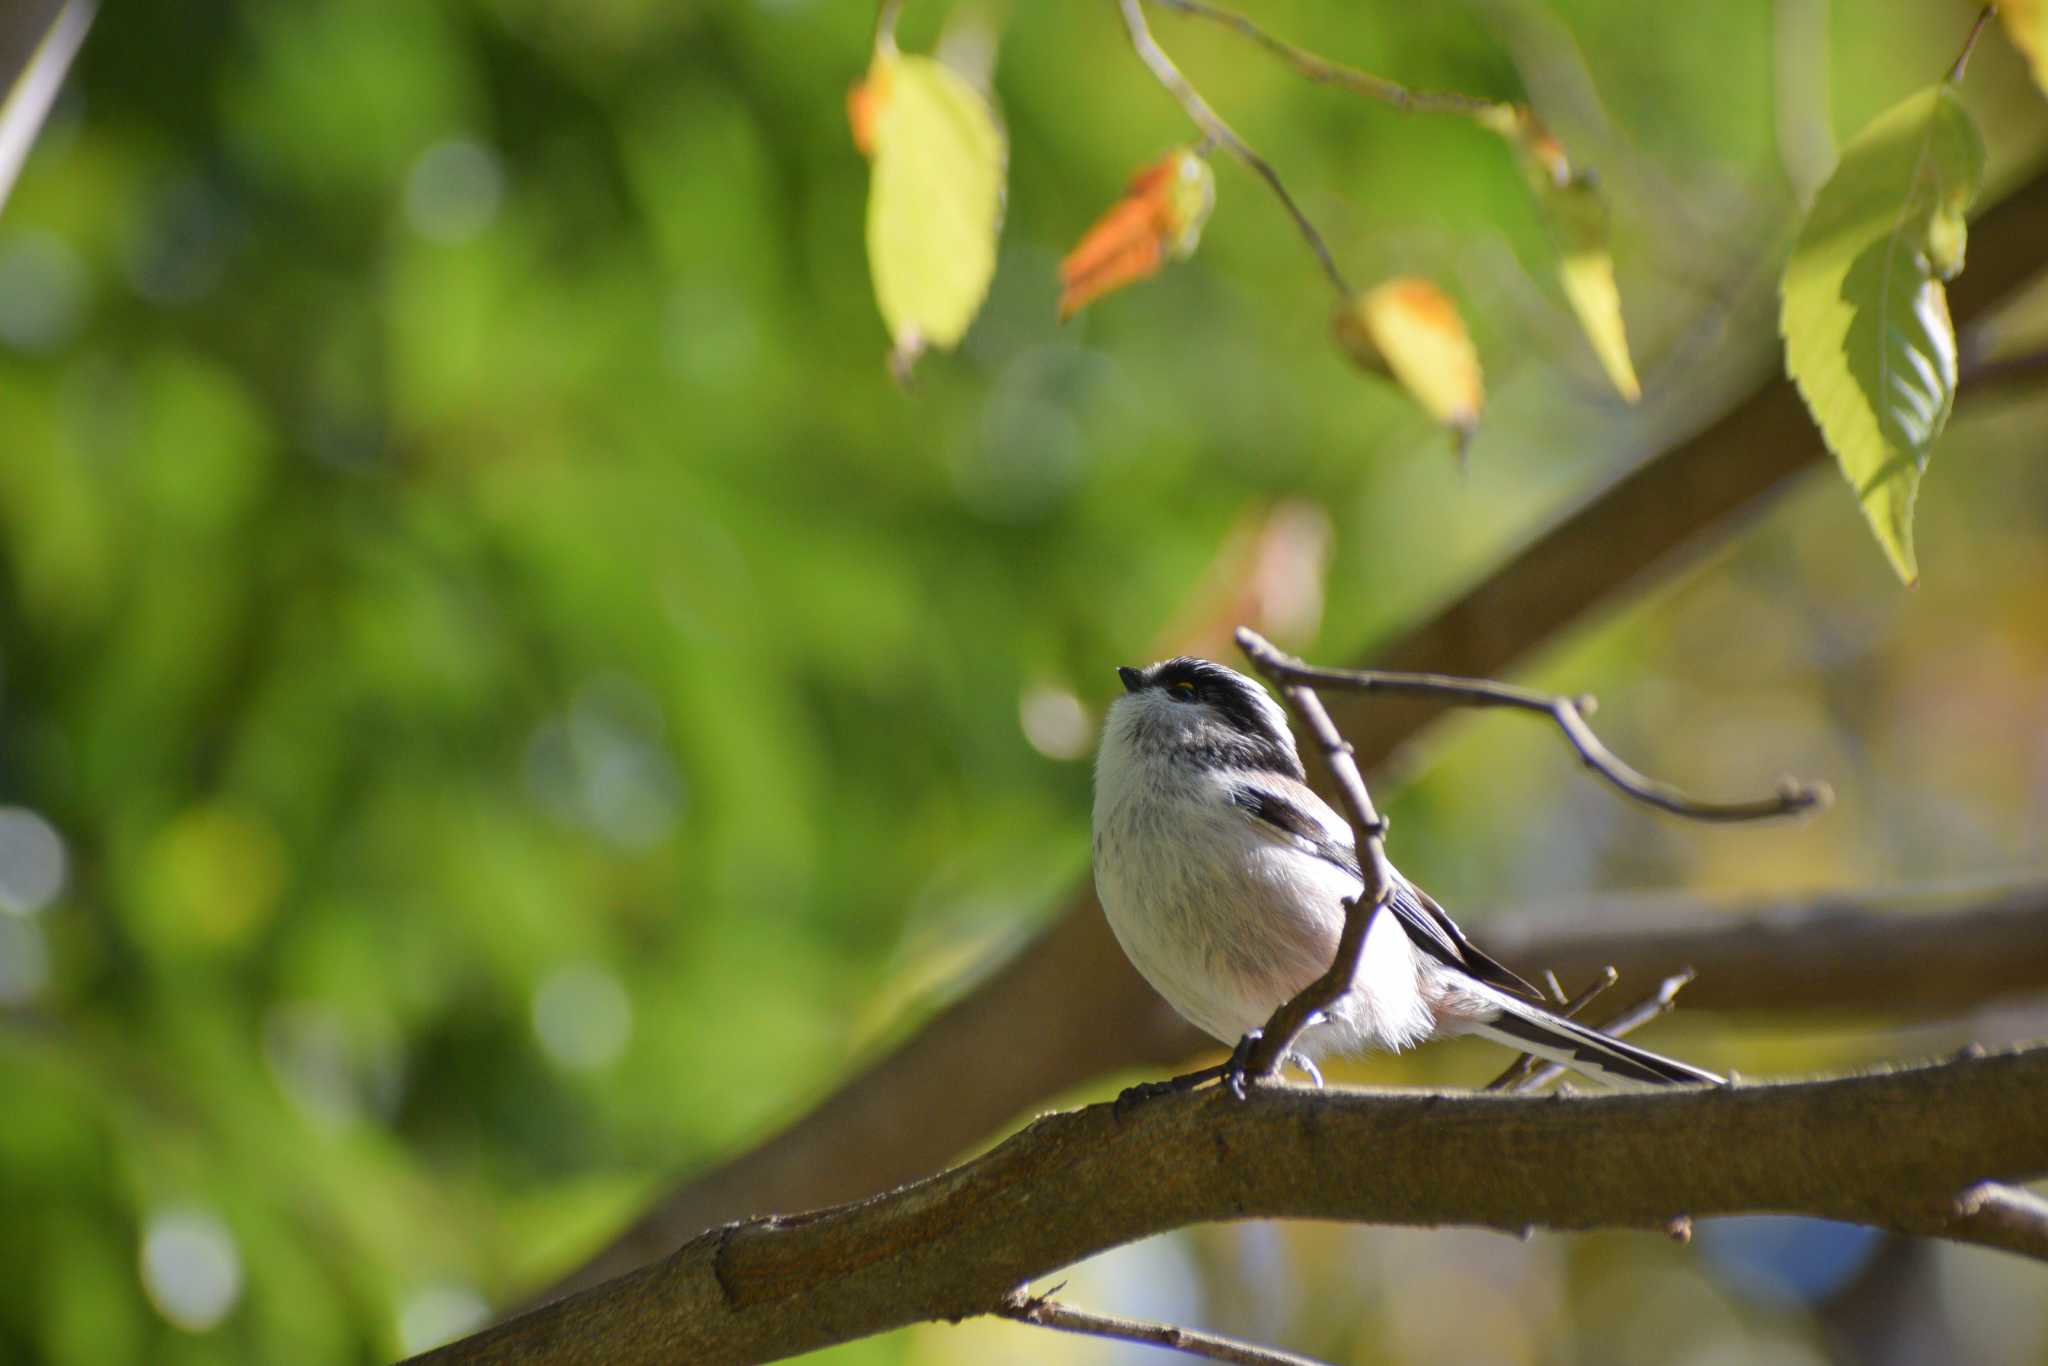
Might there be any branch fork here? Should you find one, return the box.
[1226,626,1826,1088]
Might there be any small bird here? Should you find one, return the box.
[1092,656,1721,1091]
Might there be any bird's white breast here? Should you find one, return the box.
[1091,748,1435,1056]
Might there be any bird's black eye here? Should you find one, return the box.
[1167,681,1198,703]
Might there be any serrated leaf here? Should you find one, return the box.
[2001,0,2048,99]
[1333,278,1483,447]
[1779,84,1984,584]
[1057,147,1214,321]
[855,50,1006,377]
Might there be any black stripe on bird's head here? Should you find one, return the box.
[1113,657,1303,778]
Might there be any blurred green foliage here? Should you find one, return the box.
[0,1,2045,1363]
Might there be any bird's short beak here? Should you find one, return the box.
[1117,666,1144,694]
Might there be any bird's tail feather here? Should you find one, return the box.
[1467,987,1721,1089]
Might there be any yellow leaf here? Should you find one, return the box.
[1486,106,1640,401]
[1551,185,1641,402]
[1334,278,1484,446]
[1779,84,1984,584]
[859,50,1006,378]
[2001,0,2048,99]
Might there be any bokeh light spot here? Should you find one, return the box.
[262,1001,404,1131]
[0,805,67,915]
[532,963,632,1071]
[139,1208,243,1332]
[0,230,89,353]
[1018,684,1094,761]
[523,675,684,849]
[404,138,504,243]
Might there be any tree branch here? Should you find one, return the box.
[1234,635,1398,1080]
[1481,881,2048,1017]
[1945,1182,2048,1261]
[418,1045,2048,1365]
[1115,0,1352,296]
[1484,964,1617,1090]
[1225,622,1810,1089]
[1149,0,1504,119]
[996,1289,1331,1366]
[527,168,2048,1310]
[1960,344,2048,397]
[1239,630,1829,821]
[1509,968,1695,1093]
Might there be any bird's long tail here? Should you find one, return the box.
[1465,984,1722,1089]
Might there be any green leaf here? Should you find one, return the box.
[859,50,1006,378]
[1779,84,1984,584]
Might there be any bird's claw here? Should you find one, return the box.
[1114,1027,1316,1115]
[1218,1029,1265,1101]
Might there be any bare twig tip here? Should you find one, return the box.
[1948,5,1996,85]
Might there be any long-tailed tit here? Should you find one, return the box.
[1093,656,1721,1089]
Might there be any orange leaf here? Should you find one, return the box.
[847,68,887,157]
[1334,277,1484,446]
[1058,147,1214,320]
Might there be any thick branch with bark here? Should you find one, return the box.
[535,878,2048,1304]
[421,1044,2048,1365]
[1483,882,2048,1017]
[532,169,2048,1306]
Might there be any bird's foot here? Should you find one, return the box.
[1284,1051,1324,1089]
[1218,1029,1269,1101]
[1113,1062,1227,1118]
[1114,1027,1322,1115]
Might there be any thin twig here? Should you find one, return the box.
[1236,633,1830,822]
[997,1289,1332,1366]
[1512,968,1697,1092]
[1947,1182,2048,1261]
[1115,0,1352,297]
[1483,965,1618,1090]
[1150,0,1505,119]
[1234,633,1395,1080]
[1947,5,1995,86]
[872,0,903,51]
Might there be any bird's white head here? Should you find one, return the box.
[1099,657,1304,781]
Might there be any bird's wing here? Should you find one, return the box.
[1226,781,1541,1000]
